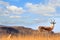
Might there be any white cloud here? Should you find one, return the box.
[9,16,21,18]
[25,0,60,16]
[0,0,60,17]
[48,0,60,7]
[25,3,56,16]
[7,6,18,11]
[0,1,9,6]
[7,5,25,14]
[0,1,10,16]
[0,1,25,17]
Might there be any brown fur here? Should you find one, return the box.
[38,20,56,32]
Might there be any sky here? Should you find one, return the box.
[0,0,60,32]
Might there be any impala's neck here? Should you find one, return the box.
[50,24,55,29]
[50,20,56,29]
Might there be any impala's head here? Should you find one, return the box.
[50,19,56,25]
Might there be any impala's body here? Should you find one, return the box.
[38,20,56,32]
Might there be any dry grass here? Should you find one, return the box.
[1,34,60,40]
[0,26,60,40]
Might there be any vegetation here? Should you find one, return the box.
[0,25,60,40]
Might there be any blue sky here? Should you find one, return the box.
[0,0,60,32]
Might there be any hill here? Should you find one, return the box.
[0,25,60,40]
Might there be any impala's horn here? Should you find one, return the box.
[50,19,56,24]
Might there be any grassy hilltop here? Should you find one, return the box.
[0,25,60,40]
